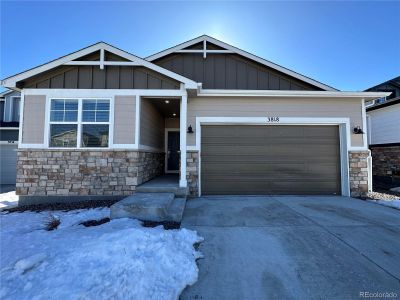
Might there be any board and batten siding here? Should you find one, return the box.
[20,66,180,90]
[187,97,364,147]
[154,53,322,91]
[367,103,400,145]
[113,96,136,144]
[22,95,46,144]
[140,100,164,149]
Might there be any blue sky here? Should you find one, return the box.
[1,1,399,91]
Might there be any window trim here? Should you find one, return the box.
[47,97,113,149]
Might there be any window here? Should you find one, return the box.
[49,98,110,148]
[0,100,4,122]
[49,99,78,147]
[11,97,21,122]
[81,99,110,147]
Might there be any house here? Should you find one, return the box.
[0,35,389,204]
[0,89,21,185]
[365,76,400,188]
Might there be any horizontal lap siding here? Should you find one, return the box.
[140,100,164,149]
[187,97,364,147]
[22,95,46,144]
[201,125,341,195]
[113,96,136,144]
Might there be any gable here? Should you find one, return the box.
[1,42,198,90]
[153,52,322,90]
[19,65,180,90]
[147,35,336,91]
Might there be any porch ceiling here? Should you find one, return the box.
[144,97,180,118]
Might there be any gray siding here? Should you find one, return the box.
[22,95,46,144]
[113,96,136,144]
[154,53,322,90]
[187,96,364,147]
[140,100,164,149]
[20,66,180,90]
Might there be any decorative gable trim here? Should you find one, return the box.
[1,42,198,90]
[146,35,337,91]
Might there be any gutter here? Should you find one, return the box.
[197,89,391,100]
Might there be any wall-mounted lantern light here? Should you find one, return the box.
[353,126,364,134]
[187,125,194,134]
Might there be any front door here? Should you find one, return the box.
[167,131,180,172]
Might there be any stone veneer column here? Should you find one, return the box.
[16,150,164,197]
[370,146,400,177]
[348,151,370,197]
[186,151,199,197]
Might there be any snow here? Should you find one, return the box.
[0,207,203,300]
[0,191,19,210]
[368,199,400,210]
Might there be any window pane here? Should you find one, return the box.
[50,124,77,147]
[83,100,96,110]
[64,110,78,122]
[96,111,109,122]
[65,100,78,110]
[82,124,109,147]
[50,111,64,122]
[51,99,64,110]
[82,110,96,122]
[97,100,110,110]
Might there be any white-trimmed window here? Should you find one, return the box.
[49,98,110,148]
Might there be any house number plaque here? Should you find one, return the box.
[266,117,280,123]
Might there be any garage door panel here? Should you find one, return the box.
[202,143,340,156]
[201,125,341,195]
[202,179,339,195]
[0,144,18,185]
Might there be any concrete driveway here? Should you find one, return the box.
[181,196,400,300]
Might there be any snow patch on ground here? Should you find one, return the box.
[0,207,203,300]
[368,199,400,210]
[0,191,18,210]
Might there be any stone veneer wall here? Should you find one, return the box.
[16,150,164,197]
[370,146,400,177]
[348,151,370,197]
[186,151,199,197]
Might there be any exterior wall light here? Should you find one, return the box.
[187,125,194,133]
[353,126,364,134]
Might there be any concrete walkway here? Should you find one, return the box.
[181,196,400,300]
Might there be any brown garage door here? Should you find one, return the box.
[201,125,341,195]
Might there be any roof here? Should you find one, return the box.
[364,75,400,92]
[146,35,338,92]
[1,42,198,90]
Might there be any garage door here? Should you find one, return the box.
[0,144,18,184]
[201,125,341,195]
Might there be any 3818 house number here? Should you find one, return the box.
[267,117,280,123]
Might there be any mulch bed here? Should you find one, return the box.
[4,199,118,214]
[142,220,181,230]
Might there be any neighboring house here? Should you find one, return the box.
[365,76,400,187]
[0,35,389,203]
[0,89,21,185]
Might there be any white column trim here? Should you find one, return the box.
[135,95,141,147]
[17,91,25,146]
[179,94,188,187]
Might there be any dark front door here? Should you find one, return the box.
[167,131,180,172]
